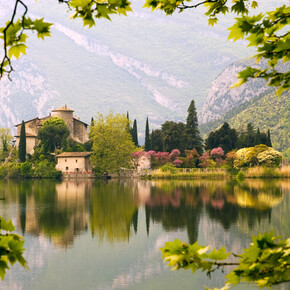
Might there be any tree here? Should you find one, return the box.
[246,122,256,147]
[18,120,26,163]
[160,231,290,289]
[90,112,136,173]
[145,117,150,151]
[255,128,262,145]
[1,1,289,94]
[126,111,131,135]
[185,100,203,155]
[131,119,138,147]
[150,129,163,152]
[205,123,237,154]
[267,129,273,147]
[37,117,70,153]
[162,121,186,153]
[0,128,13,161]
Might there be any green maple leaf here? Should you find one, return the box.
[8,44,27,59]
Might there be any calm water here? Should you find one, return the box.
[0,179,289,290]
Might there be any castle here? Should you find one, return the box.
[15,105,88,155]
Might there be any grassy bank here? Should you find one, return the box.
[142,166,290,180]
[243,166,290,179]
[145,168,228,179]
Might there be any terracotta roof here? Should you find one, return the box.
[56,152,92,158]
[52,105,74,112]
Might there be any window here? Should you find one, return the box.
[65,159,67,162]
[76,159,78,163]
[66,167,68,171]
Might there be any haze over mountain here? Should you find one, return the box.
[0,0,287,141]
[0,0,252,133]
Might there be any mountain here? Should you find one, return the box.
[198,57,289,153]
[199,89,289,153]
[0,0,253,136]
[198,59,269,124]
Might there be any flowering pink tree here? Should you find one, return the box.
[173,159,183,168]
[199,152,211,168]
[131,151,144,169]
[225,151,237,169]
[169,149,181,162]
[210,147,225,167]
[154,152,170,167]
[185,149,200,168]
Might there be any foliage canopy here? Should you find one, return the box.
[0,216,28,280]
[90,112,136,173]
[161,231,290,289]
[37,117,70,153]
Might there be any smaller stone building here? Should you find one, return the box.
[56,152,92,173]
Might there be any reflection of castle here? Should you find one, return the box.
[15,105,88,154]
[17,180,91,248]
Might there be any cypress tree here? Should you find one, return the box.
[145,117,150,151]
[246,123,255,147]
[266,129,272,147]
[132,119,138,147]
[185,100,203,155]
[126,111,131,134]
[18,120,26,163]
[255,128,262,145]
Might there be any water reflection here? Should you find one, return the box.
[1,179,289,246]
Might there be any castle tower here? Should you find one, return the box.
[52,105,74,138]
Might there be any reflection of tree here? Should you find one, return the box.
[205,180,283,230]
[89,181,138,243]
[145,185,202,244]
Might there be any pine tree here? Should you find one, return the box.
[132,119,138,147]
[145,117,150,151]
[185,100,203,155]
[266,129,272,147]
[18,120,26,163]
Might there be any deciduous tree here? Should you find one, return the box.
[37,117,70,153]
[90,112,136,173]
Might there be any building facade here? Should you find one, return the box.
[15,105,88,155]
[55,152,93,173]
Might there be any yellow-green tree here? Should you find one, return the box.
[0,128,13,161]
[90,112,136,173]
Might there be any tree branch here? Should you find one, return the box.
[0,0,28,80]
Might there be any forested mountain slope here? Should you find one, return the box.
[200,90,289,152]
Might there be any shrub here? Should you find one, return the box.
[237,171,245,180]
[34,160,62,178]
[235,145,282,168]
[20,161,33,177]
[160,163,177,174]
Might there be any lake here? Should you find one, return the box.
[0,179,289,290]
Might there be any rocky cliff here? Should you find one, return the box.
[199,60,268,124]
